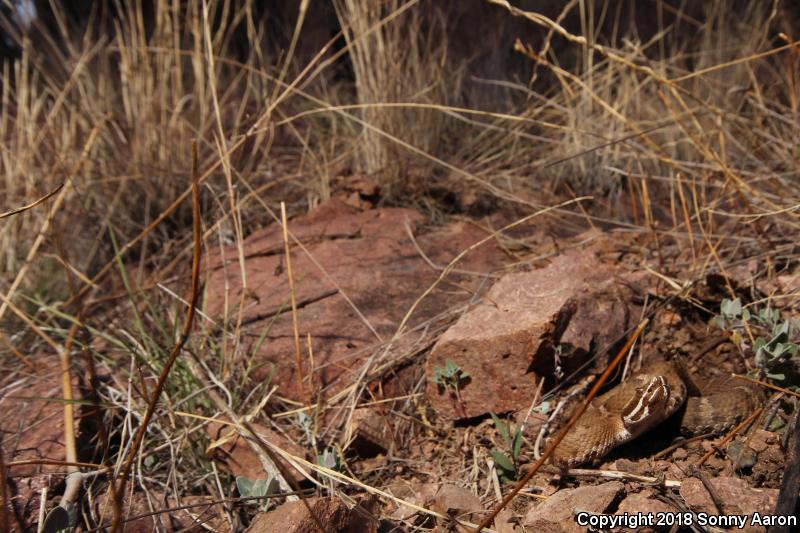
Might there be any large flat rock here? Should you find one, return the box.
[425,250,632,419]
[203,200,506,404]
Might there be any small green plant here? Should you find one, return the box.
[489,413,524,483]
[714,298,799,387]
[431,359,470,392]
[713,297,751,335]
[316,447,343,472]
[236,476,278,512]
[752,314,799,384]
[432,359,471,416]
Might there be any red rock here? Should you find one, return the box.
[206,421,308,485]
[203,199,504,409]
[747,429,776,453]
[429,484,483,519]
[350,407,392,456]
[523,481,624,533]
[386,482,482,526]
[680,476,778,533]
[616,491,675,533]
[0,363,77,524]
[245,496,378,533]
[385,481,439,520]
[494,509,519,533]
[425,251,632,419]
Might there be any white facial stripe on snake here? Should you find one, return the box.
[623,376,668,427]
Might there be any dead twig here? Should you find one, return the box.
[0,183,64,219]
[547,467,681,488]
[732,373,800,399]
[652,432,716,460]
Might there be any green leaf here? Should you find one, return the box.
[534,400,550,414]
[236,476,254,497]
[317,448,340,470]
[512,427,523,461]
[772,343,790,358]
[721,298,742,319]
[490,450,515,473]
[252,478,270,496]
[490,413,511,446]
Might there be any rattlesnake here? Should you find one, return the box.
[551,360,762,468]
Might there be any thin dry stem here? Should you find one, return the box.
[281,201,307,404]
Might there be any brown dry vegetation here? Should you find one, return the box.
[0,0,798,532]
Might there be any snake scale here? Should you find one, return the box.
[551,360,761,468]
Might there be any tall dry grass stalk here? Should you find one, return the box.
[332,0,451,191]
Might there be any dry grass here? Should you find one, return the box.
[0,0,277,304]
[0,0,798,530]
[332,0,452,190]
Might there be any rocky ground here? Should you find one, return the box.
[2,195,798,532]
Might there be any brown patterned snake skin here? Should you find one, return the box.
[551,360,761,468]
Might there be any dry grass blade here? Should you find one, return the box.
[6,460,105,469]
[0,330,35,370]
[475,318,650,532]
[281,201,308,403]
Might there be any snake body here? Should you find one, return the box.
[551,361,760,468]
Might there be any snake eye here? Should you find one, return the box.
[622,376,669,431]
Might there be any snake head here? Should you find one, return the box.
[621,376,670,433]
